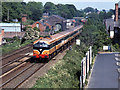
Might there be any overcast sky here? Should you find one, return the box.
[23,0,119,10]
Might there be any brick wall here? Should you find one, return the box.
[22,17,27,22]
[44,22,52,30]
[0,29,4,45]
[22,14,27,22]
[32,22,46,32]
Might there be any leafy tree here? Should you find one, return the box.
[27,2,43,21]
[44,2,57,15]
[2,2,43,22]
[2,2,24,21]
[75,10,85,17]
[84,7,95,13]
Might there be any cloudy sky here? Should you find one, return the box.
[23,0,119,10]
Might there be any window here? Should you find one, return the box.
[49,42,57,48]
[33,42,48,48]
[36,23,39,29]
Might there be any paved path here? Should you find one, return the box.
[88,53,119,88]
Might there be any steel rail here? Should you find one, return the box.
[1,44,32,60]
[0,63,35,88]
[0,53,30,69]
[14,64,45,88]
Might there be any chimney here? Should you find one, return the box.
[1,29,4,38]
[22,14,27,22]
[115,3,118,22]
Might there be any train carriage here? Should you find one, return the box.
[33,25,83,60]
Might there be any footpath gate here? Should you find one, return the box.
[80,46,92,88]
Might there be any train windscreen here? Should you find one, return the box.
[33,42,48,48]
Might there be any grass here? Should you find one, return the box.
[2,39,35,55]
[33,43,88,88]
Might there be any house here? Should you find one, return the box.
[30,15,66,33]
[0,23,25,42]
[104,19,114,38]
[104,2,120,44]
[31,21,46,32]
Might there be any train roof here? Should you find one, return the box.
[34,25,83,44]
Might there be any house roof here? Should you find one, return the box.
[43,13,49,16]
[0,23,21,27]
[39,21,45,26]
[32,21,45,26]
[52,15,65,20]
[45,15,65,26]
[105,18,114,31]
[3,32,25,38]
[73,17,84,20]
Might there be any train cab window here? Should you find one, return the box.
[33,42,49,48]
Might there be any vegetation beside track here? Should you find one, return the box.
[1,39,34,55]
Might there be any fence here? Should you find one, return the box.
[80,46,92,88]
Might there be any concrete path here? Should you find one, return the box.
[88,53,119,88]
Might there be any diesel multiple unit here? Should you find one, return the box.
[33,25,83,60]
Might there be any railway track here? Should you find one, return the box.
[1,44,33,66]
[0,53,31,76]
[1,61,45,88]
[1,44,32,60]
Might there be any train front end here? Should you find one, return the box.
[33,41,50,59]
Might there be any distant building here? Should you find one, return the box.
[42,13,49,19]
[45,15,66,31]
[73,17,87,25]
[12,19,18,22]
[66,19,76,29]
[0,23,24,41]
[31,15,67,32]
[0,23,21,32]
[104,19,114,38]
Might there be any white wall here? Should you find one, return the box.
[0,23,21,32]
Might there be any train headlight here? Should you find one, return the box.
[39,49,42,51]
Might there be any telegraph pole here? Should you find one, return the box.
[7,9,9,22]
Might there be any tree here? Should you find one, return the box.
[84,7,95,13]
[27,2,43,21]
[2,2,24,22]
[44,2,57,15]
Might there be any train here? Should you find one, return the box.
[33,25,83,60]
